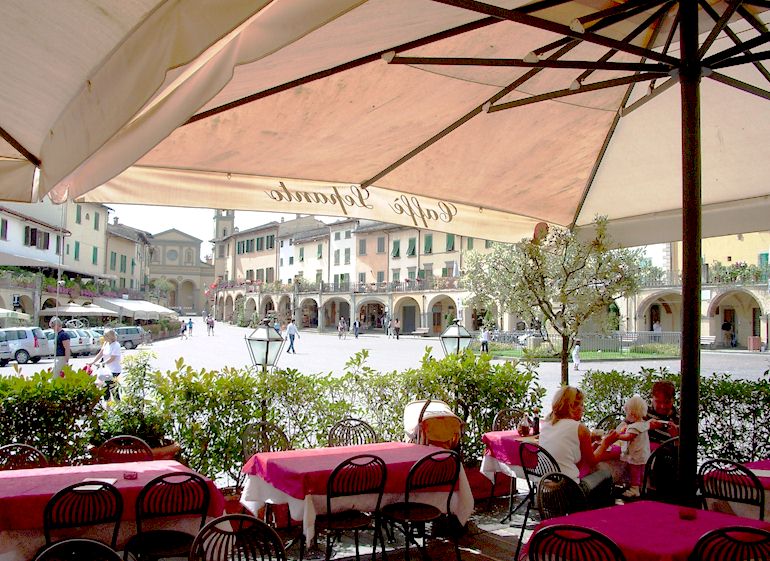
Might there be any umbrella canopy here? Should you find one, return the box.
[38,304,119,317]
[0,307,30,321]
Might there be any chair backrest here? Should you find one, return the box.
[641,436,679,502]
[43,482,123,547]
[34,538,122,561]
[689,525,770,561]
[326,454,387,515]
[536,471,588,520]
[189,514,287,561]
[527,524,626,561]
[698,459,765,520]
[492,408,525,432]
[98,435,154,463]
[135,472,210,533]
[595,413,624,433]
[328,417,378,447]
[0,443,48,470]
[242,421,291,461]
[520,442,561,493]
[405,450,461,515]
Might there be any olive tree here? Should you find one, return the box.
[463,218,643,384]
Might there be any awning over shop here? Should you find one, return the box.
[39,304,118,317]
[0,307,30,321]
[95,298,178,321]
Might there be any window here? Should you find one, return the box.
[280,258,283,266]
[345,230,351,239]
[424,234,432,254]
[446,234,455,251]
[120,255,127,273]
[333,274,340,285]
[266,267,275,283]
[485,239,493,249]
[392,269,400,282]
[316,269,323,283]
[218,245,225,258]
[408,267,416,280]
[94,211,100,231]
[256,269,264,282]
[55,235,62,255]
[256,237,264,251]
[23,226,36,247]
[359,272,366,284]
[245,239,254,253]
[359,238,367,255]
[222,228,228,237]
[334,249,340,266]
[92,247,98,265]
[74,241,80,261]
[0,218,7,240]
[246,269,254,280]
[334,232,341,241]
[266,235,275,249]
[75,205,82,224]
[280,240,284,248]
[377,236,385,253]
[467,237,474,250]
[407,237,416,257]
[120,278,126,288]
[289,256,294,265]
[344,248,350,265]
[299,247,304,262]
[759,252,769,268]
[392,240,400,258]
[317,243,323,258]
[131,258,135,274]
[377,271,385,283]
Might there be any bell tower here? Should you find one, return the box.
[213,210,235,281]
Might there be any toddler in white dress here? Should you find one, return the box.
[615,394,666,498]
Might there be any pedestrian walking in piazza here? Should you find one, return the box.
[353,318,360,338]
[180,321,187,340]
[187,318,193,336]
[572,339,581,371]
[338,317,348,340]
[286,319,300,353]
[385,317,392,338]
[393,318,401,340]
[480,325,490,353]
[208,316,215,335]
[273,319,281,334]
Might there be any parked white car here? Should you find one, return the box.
[0,327,52,364]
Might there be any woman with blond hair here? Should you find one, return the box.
[539,386,617,507]
[89,329,122,401]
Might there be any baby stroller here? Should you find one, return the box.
[404,399,464,454]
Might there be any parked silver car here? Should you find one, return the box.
[113,326,146,349]
[0,327,52,364]
[0,331,12,367]
[44,328,90,358]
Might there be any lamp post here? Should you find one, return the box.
[439,318,472,356]
[245,317,285,373]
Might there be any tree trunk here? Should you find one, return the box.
[561,335,570,385]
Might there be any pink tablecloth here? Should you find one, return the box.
[0,460,224,531]
[482,430,535,467]
[242,441,448,499]
[526,500,770,561]
[744,459,770,490]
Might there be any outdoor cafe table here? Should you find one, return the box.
[240,441,474,542]
[523,500,770,561]
[0,460,224,561]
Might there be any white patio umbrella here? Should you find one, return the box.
[2,0,770,503]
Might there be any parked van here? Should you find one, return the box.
[113,326,146,349]
[0,331,12,367]
[0,327,52,364]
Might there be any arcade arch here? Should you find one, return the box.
[245,297,257,322]
[707,289,765,348]
[179,280,196,311]
[277,295,292,323]
[636,291,683,333]
[260,296,276,318]
[426,294,457,335]
[299,298,319,328]
[224,295,234,323]
[323,297,351,328]
[393,296,421,334]
[356,297,386,330]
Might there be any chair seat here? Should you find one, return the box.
[124,529,195,559]
[316,509,372,531]
[382,502,443,524]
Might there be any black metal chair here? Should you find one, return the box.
[689,525,770,561]
[328,417,378,447]
[535,471,588,521]
[312,454,387,561]
[97,435,154,464]
[242,421,291,462]
[123,472,210,561]
[34,538,122,561]
[381,450,462,561]
[43,481,123,548]
[595,413,624,433]
[514,442,561,560]
[189,514,287,561]
[527,524,626,561]
[0,443,49,470]
[492,408,526,432]
[698,459,765,520]
[640,436,679,503]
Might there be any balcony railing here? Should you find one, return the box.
[215,276,465,295]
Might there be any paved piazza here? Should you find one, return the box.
[3,320,769,409]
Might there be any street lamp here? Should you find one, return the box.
[439,318,473,356]
[245,317,285,372]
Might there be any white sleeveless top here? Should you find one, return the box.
[538,418,581,481]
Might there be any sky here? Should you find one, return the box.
[109,204,334,260]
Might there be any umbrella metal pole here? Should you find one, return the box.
[678,0,701,507]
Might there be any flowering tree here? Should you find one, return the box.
[463,218,643,384]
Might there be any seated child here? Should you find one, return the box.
[615,394,666,498]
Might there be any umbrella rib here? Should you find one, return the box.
[487,72,669,112]
[574,0,666,27]
[702,31,770,66]
[430,0,680,65]
[649,7,681,91]
[619,75,679,115]
[707,71,770,100]
[697,0,743,59]
[741,0,770,8]
[0,125,40,166]
[711,49,770,68]
[699,0,770,84]
[184,16,501,126]
[359,41,581,189]
[737,5,769,33]
[388,56,669,72]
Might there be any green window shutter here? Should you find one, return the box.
[299,247,304,261]
[110,252,116,270]
[418,269,426,279]
[760,252,769,267]
[485,240,493,248]
[392,240,400,257]
[131,258,135,274]
[407,238,416,256]
[120,255,127,273]
[317,243,322,258]
[446,234,455,251]
[424,234,432,254]
[467,237,474,250]
[74,241,80,260]
[92,247,98,265]
[75,205,81,224]
[94,211,100,230]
